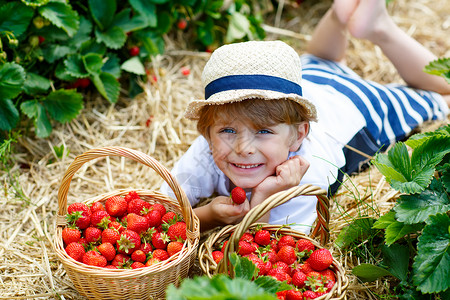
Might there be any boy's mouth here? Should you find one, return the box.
[232,163,262,169]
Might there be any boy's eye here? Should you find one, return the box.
[257,129,272,134]
[220,128,235,134]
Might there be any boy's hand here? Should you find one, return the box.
[251,155,310,208]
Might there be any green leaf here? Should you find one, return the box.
[381,244,410,282]
[0,99,19,131]
[67,16,93,48]
[373,210,396,229]
[394,179,450,224]
[38,2,80,37]
[156,11,172,34]
[121,57,146,75]
[112,8,148,32]
[80,41,107,56]
[0,62,26,100]
[129,0,157,27]
[55,61,77,81]
[135,29,165,55]
[384,219,423,246]
[413,213,450,294]
[42,44,73,63]
[64,54,89,78]
[253,276,287,294]
[406,125,450,149]
[83,53,104,75]
[102,54,121,78]
[335,217,377,249]
[226,12,250,42]
[44,89,84,123]
[94,26,127,49]
[197,17,215,46]
[91,72,120,103]
[424,58,450,83]
[231,253,257,280]
[0,2,34,36]
[352,263,392,282]
[88,0,116,30]
[23,73,52,95]
[20,101,52,138]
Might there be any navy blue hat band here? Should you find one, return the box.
[205,74,303,99]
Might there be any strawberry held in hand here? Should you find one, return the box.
[230,186,246,205]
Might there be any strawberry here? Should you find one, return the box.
[177,19,187,30]
[67,203,91,229]
[246,254,269,276]
[296,238,315,253]
[97,242,116,261]
[145,257,160,267]
[278,235,296,248]
[105,265,118,269]
[307,248,333,271]
[83,250,107,267]
[305,271,324,292]
[128,199,151,215]
[277,245,297,265]
[90,201,105,213]
[254,229,271,246]
[212,250,224,264]
[221,240,228,253]
[124,191,140,203]
[127,213,150,234]
[267,268,292,284]
[320,269,336,282]
[62,227,81,245]
[131,261,146,269]
[302,290,317,300]
[230,186,246,204]
[238,240,257,256]
[111,254,131,268]
[180,66,190,76]
[144,210,161,228]
[152,231,169,249]
[90,210,111,228]
[262,249,278,264]
[84,227,102,244]
[102,228,121,245]
[167,241,183,256]
[161,211,177,224]
[105,196,128,217]
[239,232,254,243]
[167,221,187,241]
[151,203,166,217]
[276,290,287,300]
[273,261,292,275]
[270,239,279,252]
[131,249,147,263]
[108,220,125,233]
[117,229,141,255]
[129,46,140,56]
[152,249,169,261]
[65,242,85,262]
[140,242,153,254]
[325,279,335,292]
[292,270,307,288]
[285,290,303,300]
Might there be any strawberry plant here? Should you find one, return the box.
[338,125,450,299]
[0,0,266,139]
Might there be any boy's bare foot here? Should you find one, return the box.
[347,0,391,41]
[333,0,359,24]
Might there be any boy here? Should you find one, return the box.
[161,0,449,233]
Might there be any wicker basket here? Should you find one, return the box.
[198,184,348,299]
[53,146,200,300]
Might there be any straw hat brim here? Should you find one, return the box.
[184,89,318,121]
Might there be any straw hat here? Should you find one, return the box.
[184,40,317,121]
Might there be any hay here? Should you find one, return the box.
[1,0,449,298]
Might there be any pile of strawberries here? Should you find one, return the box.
[213,228,337,300]
[62,191,187,269]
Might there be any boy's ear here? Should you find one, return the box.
[289,122,309,152]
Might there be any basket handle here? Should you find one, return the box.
[56,146,197,233]
[218,184,330,274]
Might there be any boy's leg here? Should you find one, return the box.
[346,0,450,96]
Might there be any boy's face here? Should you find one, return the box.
[208,119,305,189]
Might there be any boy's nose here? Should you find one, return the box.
[235,134,255,156]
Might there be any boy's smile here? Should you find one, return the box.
[208,120,304,189]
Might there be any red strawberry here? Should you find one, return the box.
[105,265,118,269]
[97,242,116,261]
[262,249,278,264]
[151,203,166,217]
[83,250,107,267]
[67,203,91,229]
[307,248,333,271]
[320,269,336,282]
[273,261,292,275]
[127,213,150,234]
[180,66,190,76]
[144,210,161,228]
[254,229,270,246]
[117,229,141,255]
[305,271,324,291]
[212,250,224,264]
[62,227,81,245]
[108,221,125,233]
[84,227,102,244]
[140,242,153,254]
[285,290,303,300]
[292,271,307,288]
[145,257,160,266]
[167,221,187,241]
[129,46,140,56]
[90,201,105,213]
[102,228,121,245]
[124,191,140,203]
[128,199,151,215]
[152,249,169,261]
[161,211,177,224]
[167,241,183,256]
[239,232,254,243]
[277,245,297,265]
[238,240,257,256]
[325,279,335,292]
[276,290,287,300]
[270,239,279,252]
[221,240,228,253]
[278,235,296,249]
[111,254,131,268]
[152,231,169,249]
[65,242,85,262]
[90,210,111,228]
[177,19,187,30]
[296,238,315,253]
[303,290,317,299]
[230,187,246,204]
[131,261,145,269]
[76,78,91,89]
[105,196,128,217]
[267,268,292,284]
[298,261,314,274]
[246,254,270,276]
[131,249,147,263]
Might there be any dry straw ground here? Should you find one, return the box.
[1,0,449,299]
